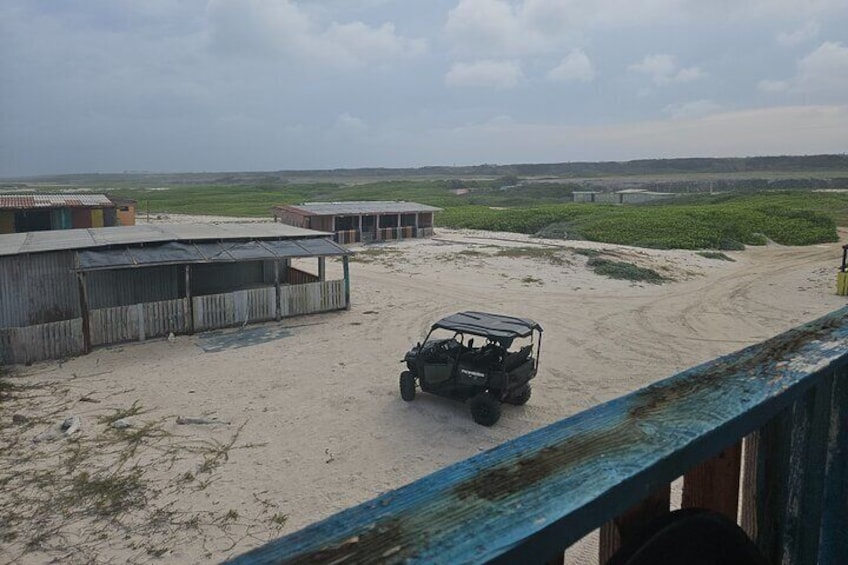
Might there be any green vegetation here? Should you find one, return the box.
[438,192,846,249]
[586,258,668,284]
[15,165,848,251]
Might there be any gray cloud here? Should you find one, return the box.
[1,0,847,176]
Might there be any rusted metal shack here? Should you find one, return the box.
[0,223,352,365]
[0,193,136,234]
[271,201,442,244]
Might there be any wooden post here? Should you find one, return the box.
[318,257,326,282]
[784,376,834,565]
[342,255,350,310]
[137,303,145,341]
[740,408,793,563]
[76,272,91,354]
[185,264,194,334]
[819,368,848,565]
[599,485,671,564]
[274,260,281,321]
[682,442,742,520]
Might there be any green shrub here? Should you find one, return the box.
[586,258,668,283]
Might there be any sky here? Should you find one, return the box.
[1,0,847,177]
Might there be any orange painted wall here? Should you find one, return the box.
[116,204,136,226]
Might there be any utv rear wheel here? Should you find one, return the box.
[400,371,416,401]
[469,392,501,426]
[506,386,532,406]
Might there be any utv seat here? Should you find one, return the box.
[504,345,532,372]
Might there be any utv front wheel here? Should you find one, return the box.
[506,386,532,406]
[400,371,416,401]
[469,392,501,426]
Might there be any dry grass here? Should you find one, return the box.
[0,380,285,564]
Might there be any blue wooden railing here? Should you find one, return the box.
[228,307,848,565]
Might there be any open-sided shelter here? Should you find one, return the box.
[0,223,351,364]
[271,201,442,244]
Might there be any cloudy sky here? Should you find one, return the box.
[1,0,847,176]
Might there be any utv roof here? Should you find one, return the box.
[432,311,542,339]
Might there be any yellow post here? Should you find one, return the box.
[837,272,848,296]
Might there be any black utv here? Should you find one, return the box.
[400,311,543,426]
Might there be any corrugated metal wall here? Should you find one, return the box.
[87,265,182,309]
[0,251,80,326]
[0,253,184,327]
[191,261,266,295]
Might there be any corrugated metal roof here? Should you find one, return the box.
[0,194,114,209]
[277,201,442,216]
[0,223,335,256]
[76,238,348,271]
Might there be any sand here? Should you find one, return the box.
[1,220,846,564]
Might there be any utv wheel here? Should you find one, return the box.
[506,386,532,406]
[469,392,501,426]
[400,371,416,401]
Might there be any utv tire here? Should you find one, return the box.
[469,392,501,426]
[400,371,416,401]
[506,386,532,406]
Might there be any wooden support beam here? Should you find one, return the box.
[819,369,848,565]
[783,375,834,565]
[342,256,350,310]
[740,407,793,563]
[274,260,281,321]
[76,272,91,354]
[599,485,671,564]
[318,257,325,282]
[185,264,194,334]
[682,442,742,520]
[741,375,835,565]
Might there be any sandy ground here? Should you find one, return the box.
[1,219,846,564]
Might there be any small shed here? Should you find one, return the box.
[0,223,352,364]
[0,194,136,234]
[271,201,442,244]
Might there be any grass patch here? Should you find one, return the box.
[495,246,569,265]
[586,258,668,284]
[96,400,145,425]
[66,468,147,517]
[697,251,736,261]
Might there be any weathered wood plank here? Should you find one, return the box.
[227,307,848,565]
[782,375,833,565]
[0,319,83,364]
[682,442,742,520]
[818,368,848,565]
[598,486,671,563]
[741,406,793,563]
